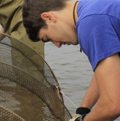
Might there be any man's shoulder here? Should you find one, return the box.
[77,0,120,22]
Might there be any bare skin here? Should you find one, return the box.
[84,54,120,121]
[37,1,120,120]
[38,1,78,47]
[80,74,99,110]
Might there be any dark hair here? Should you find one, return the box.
[22,0,68,42]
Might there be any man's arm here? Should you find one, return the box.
[0,27,5,41]
[80,74,99,110]
[84,53,120,121]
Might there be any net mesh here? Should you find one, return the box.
[0,33,71,121]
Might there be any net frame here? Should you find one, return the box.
[0,33,72,121]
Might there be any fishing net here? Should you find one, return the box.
[0,33,71,121]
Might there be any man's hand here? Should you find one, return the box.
[69,114,83,121]
[69,107,90,121]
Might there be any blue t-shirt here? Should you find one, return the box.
[76,0,120,71]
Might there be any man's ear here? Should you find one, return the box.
[41,12,57,23]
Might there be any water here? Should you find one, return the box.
[45,43,93,113]
[45,43,120,121]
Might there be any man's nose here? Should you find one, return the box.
[52,42,62,48]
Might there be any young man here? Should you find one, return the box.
[22,0,120,120]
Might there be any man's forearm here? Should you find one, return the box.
[80,74,99,109]
[84,54,120,121]
[83,99,114,121]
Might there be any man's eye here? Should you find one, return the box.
[40,38,51,43]
[45,39,51,43]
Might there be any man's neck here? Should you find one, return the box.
[66,1,79,27]
[51,1,79,28]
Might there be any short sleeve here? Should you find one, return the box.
[77,15,120,71]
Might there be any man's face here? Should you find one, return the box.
[38,12,78,48]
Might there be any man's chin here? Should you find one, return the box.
[67,43,70,45]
